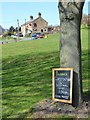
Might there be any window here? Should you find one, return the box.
[34,23,37,27]
[41,29,43,32]
[29,24,32,26]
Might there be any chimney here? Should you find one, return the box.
[38,12,41,17]
[30,16,33,21]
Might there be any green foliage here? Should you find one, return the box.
[2,32,11,37]
[2,28,15,38]
[2,29,89,118]
[6,26,15,35]
[8,26,15,33]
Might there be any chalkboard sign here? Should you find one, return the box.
[52,68,73,104]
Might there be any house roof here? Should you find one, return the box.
[21,16,48,26]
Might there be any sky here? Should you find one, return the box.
[0,0,90,29]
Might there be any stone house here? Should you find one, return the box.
[21,12,48,36]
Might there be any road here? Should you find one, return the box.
[0,37,33,44]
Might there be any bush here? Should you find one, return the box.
[25,33,31,37]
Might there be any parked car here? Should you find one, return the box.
[36,33,44,38]
[31,33,44,40]
[31,34,37,40]
[11,33,23,39]
[16,33,23,37]
[11,35,18,39]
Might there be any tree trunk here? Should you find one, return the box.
[58,1,85,107]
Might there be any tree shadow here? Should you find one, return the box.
[83,91,90,102]
[2,48,89,118]
[2,51,60,118]
[82,49,90,102]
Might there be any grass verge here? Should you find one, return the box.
[2,31,89,118]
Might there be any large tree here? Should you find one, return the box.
[58,0,85,107]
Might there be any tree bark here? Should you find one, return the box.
[58,1,85,107]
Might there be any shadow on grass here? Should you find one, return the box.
[2,51,60,118]
[82,49,90,102]
[2,49,89,118]
[83,91,90,102]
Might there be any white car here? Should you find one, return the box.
[11,33,23,39]
[11,35,18,39]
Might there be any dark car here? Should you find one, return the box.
[31,34,37,40]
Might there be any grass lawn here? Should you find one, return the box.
[2,29,89,118]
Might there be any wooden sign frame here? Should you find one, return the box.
[52,68,73,104]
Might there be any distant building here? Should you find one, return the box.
[81,14,90,26]
[21,12,48,36]
[48,25,60,33]
[0,25,5,35]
